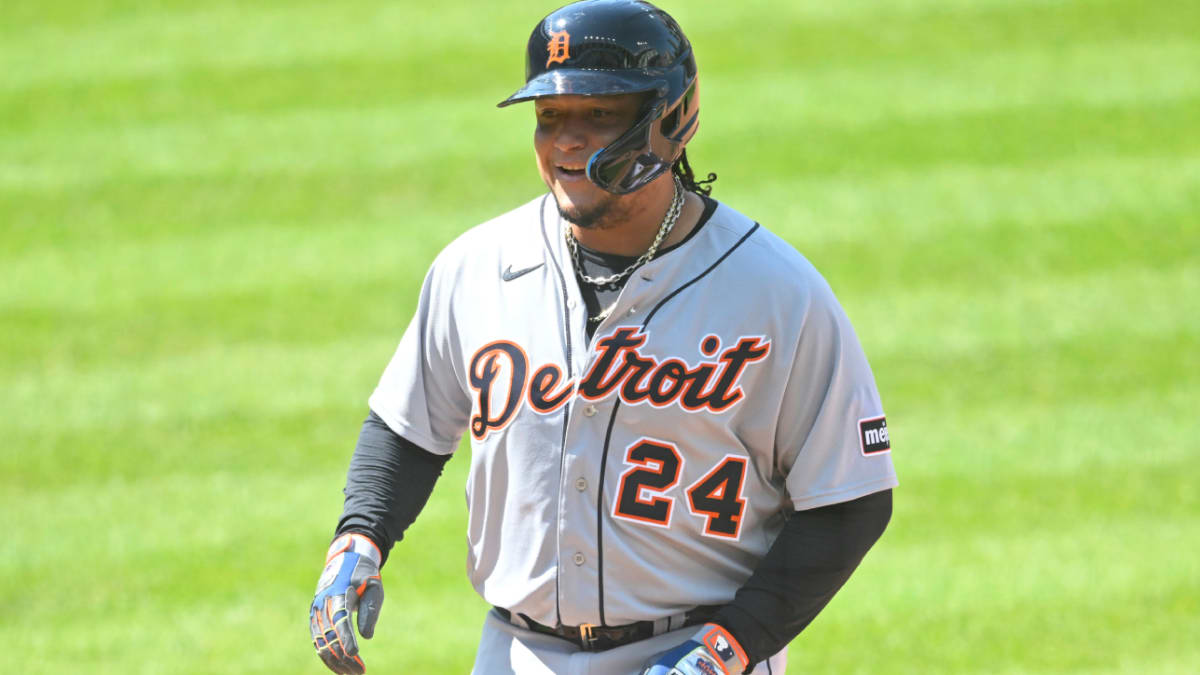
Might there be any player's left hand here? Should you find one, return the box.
[641,623,750,675]
[309,533,384,674]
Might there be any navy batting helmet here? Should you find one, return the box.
[498,0,700,194]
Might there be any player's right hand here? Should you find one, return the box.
[641,623,750,675]
[309,533,384,674]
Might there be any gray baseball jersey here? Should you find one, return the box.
[369,194,897,628]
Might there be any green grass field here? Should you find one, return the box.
[3,0,1198,672]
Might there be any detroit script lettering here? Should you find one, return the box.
[468,327,771,440]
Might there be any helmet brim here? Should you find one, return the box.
[497,69,667,108]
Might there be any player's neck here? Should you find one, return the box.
[569,177,701,257]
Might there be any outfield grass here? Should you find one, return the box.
[2,0,1198,673]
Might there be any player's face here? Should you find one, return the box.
[533,93,646,228]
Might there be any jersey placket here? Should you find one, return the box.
[542,195,693,627]
[542,199,602,627]
[554,265,674,627]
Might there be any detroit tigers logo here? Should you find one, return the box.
[467,327,770,440]
[545,29,571,66]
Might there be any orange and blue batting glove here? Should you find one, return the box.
[641,623,751,675]
[309,533,384,674]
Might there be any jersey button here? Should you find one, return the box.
[583,405,597,417]
[575,477,587,492]
[573,552,585,565]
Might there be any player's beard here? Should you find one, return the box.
[555,192,620,230]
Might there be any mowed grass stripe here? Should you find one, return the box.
[705,39,1200,129]
[0,2,525,91]
[849,262,1199,358]
[816,504,1200,671]
[7,81,1198,208]
[6,38,1198,185]
[6,10,1198,135]
[6,114,1197,263]
[6,343,1194,493]
[3,461,1192,652]
[799,564,1199,673]
[805,199,1199,298]
[5,472,1192,672]
[1,405,376,493]
[4,269,1195,498]
[689,0,1198,71]
[4,0,1193,93]
[0,0,1091,43]
[2,337,392,433]
[0,101,531,189]
[3,256,1194,428]
[10,37,1193,136]
[5,154,1197,307]
[3,192,1196,374]
[899,452,1198,537]
[7,397,1192,541]
[891,381,1197,478]
[3,464,483,674]
[2,276,413,372]
[748,155,1200,247]
[717,94,1200,180]
[877,327,1198,430]
[2,217,454,308]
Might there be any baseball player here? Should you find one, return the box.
[309,1,897,673]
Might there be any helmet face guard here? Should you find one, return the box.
[498,0,700,194]
[586,79,699,193]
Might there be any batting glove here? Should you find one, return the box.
[309,533,384,674]
[642,623,750,675]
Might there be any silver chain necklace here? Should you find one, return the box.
[565,178,684,323]
[565,177,683,289]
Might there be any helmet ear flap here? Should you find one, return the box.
[661,104,682,137]
[662,79,699,145]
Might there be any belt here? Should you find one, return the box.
[494,606,718,651]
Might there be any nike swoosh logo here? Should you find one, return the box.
[502,262,544,281]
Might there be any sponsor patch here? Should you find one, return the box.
[858,415,890,455]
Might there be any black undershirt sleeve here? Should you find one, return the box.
[335,411,451,566]
[712,489,893,669]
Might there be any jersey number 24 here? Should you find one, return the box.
[612,439,747,540]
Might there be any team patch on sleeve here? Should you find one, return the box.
[858,415,891,455]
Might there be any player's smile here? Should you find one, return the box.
[554,163,587,181]
[534,93,646,224]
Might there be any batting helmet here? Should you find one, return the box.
[498,0,700,195]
